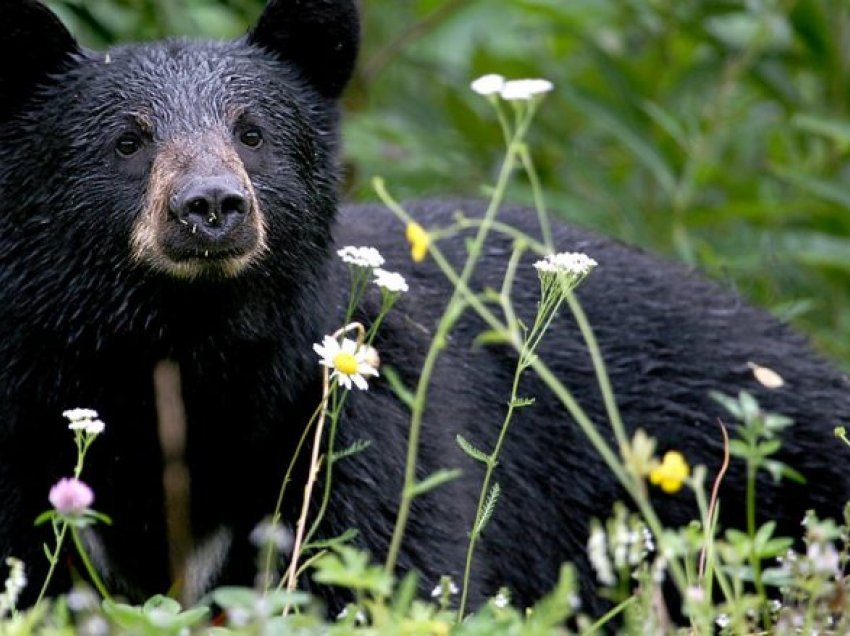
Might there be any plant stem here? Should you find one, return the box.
[70,527,110,600]
[381,109,535,575]
[457,342,525,620]
[34,521,68,607]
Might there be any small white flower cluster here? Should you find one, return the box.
[337,246,409,295]
[533,252,598,276]
[587,523,615,586]
[0,558,26,618]
[492,590,510,609]
[471,74,554,101]
[63,408,105,436]
[430,577,459,598]
[337,246,385,269]
[374,268,409,293]
[249,519,293,553]
[337,606,367,625]
[535,251,598,299]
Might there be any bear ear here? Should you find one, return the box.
[0,0,80,120]
[248,0,360,100]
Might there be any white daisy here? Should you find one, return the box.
[373,269,409,293]
[470,73,505,96]
[500,78,554,101]
[313,336,380,391]
[337,246,384,269]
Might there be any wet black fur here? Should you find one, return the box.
[1,0,849,615]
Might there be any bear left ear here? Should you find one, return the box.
[248,0,360,100]
[0,0,81,121]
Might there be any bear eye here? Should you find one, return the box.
[116,133,143,157]
[239,127,264,149]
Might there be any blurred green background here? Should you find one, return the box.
[46,0,850,367]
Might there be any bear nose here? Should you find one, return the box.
[171,177,250,239]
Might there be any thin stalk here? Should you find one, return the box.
[381,107,536,575]
[746,461,771,629]
[34,522,69,606]
[582,595,637,635]
[378,186,690,597]
[263,400,324,591]
[518,144,552,250]
[457,246,526,619]
[70,527,110,601]
[457,360,524,619]
[565,294,629,456]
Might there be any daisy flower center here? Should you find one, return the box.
[333,352,359,376]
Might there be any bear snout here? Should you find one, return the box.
[169,176,252,245]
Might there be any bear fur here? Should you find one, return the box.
[1,0,849,615]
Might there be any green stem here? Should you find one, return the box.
[518,144,552,250]
[746,460,771,629]
[581,595,637,635]
[70,526,111,601]
[34,521,68,607]
[380,110,534,575]
[457,360,524,620]
[379,186,690,597]
[565,294,629,457]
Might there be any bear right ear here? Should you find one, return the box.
[0,0,80,121]
[249,0,360,100]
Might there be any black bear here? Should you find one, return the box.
[1,0,849,617]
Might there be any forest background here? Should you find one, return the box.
[46,0,850,366]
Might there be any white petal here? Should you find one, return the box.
[351,374,369,390]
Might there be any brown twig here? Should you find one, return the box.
[283,322,366,613]
[699,419,730,578]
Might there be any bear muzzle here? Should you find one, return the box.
[166,175,256,258]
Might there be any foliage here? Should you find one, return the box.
[45,0,850,365]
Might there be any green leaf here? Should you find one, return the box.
[33,511,54,526]
[510,396,536,408]
[143,595,181,615]
[792,113,850,149]
[738,391,761,423]
[332,439,372,462]
[381,366,414,409]
[710,391,742,420]
[473,483,501,537]
[472,329,511,347]
[391,570,419,617]
[772,166,850,211]
[456,434,490,464]
[303,528,359,552]
[312,546,394,597]
[407,468,463,498]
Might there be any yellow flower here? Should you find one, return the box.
[405,222,430,262]
[649,451,690,494]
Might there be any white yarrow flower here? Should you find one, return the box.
[500,78,554,100]
[337,246,385,269]
[533,252,597,276]
[0,558,26,618]
[62,408,99,422]
[373,269,409,293]
[471,73,505,95]
[492,591,509,609]
[313,336,380,391]
[63,408,105,435]
[587,523,615,586]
